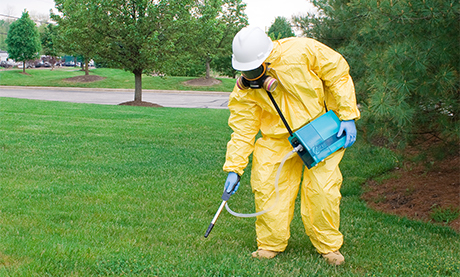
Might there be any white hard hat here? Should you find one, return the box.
[232,27,273,71]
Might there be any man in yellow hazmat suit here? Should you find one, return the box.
[222,27,360,265]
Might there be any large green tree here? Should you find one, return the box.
[52,1,98,76]
[67,0,195,103]
[40,24,60,70]
[6,11,41,73]
[187,0,248,78]
[296,0,459,152]
[268,16,295,40]
[212,0,249,78]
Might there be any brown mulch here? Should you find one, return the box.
[183,77,222,86]
[118,101,163,107]
[63,75,106,83]
[362,154,460,232]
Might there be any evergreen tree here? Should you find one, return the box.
[362,0,459,152]
[6,11,41,73]
[296,0,460,153]
[268,16,295,40]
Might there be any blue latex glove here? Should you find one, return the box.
[224,172,240,195]
[337,120,357,148]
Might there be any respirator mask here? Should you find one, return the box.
[236,63,278,92]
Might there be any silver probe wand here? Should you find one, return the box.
[204,175,240,238]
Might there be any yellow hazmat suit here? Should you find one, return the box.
[223,37,360,254]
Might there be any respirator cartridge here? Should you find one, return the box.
[236,63,278,92]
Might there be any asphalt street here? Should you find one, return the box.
[0,86,231,109]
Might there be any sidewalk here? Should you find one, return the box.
[0,86,231,109]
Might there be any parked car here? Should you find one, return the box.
[0,60,15,68]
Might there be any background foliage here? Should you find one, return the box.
[184,0,248,78]
[267,16,295,40]
[0,19,11,50]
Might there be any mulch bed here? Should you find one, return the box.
[118,101,163,107]
[63,75,106,83]
[362,155,460,232]
[183,77,222,86]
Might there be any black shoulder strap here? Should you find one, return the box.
[265,90,293,136]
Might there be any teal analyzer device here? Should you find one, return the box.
[265,90,345,169]
[288,110,345,169]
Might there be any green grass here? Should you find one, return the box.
[0,98,458,276]
[0,67,236,92]
[431,206,460,224]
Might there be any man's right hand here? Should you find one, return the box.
[224,172,240,195]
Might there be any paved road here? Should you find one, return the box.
[0,86,231,109]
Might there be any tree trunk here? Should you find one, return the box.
[50,56,56,71]
[205,59,211,79]
[23,61,26,74]
[134,70,142,102]
[84,57,89,75]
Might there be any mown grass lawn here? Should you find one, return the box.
[0,98,458,276]
[0,67,236,92]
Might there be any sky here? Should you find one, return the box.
[2,0,317,31]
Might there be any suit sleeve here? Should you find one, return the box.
[223,89,261,176]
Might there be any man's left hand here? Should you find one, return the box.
[338,120,357,148]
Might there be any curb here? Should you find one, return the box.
[0,86,231,95]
